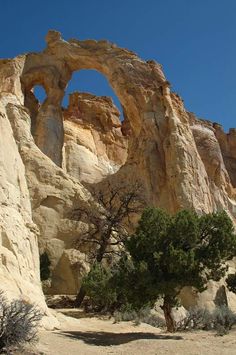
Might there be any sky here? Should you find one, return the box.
[1,0,235,131]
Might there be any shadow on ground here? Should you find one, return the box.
[59,331,183,346]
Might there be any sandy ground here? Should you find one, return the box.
[34,310,236,355]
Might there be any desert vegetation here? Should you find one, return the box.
[72,181,145,306]
[0,291,42,354]
[80,208,236,333]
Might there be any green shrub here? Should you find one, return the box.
[81,256,141,312]
[82,263,117,311]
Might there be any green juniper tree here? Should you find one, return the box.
[125,208,236,332]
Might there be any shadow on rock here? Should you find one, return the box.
[59,331,183,346]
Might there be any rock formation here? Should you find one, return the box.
[63,92,127,183]
[0,30,236,318]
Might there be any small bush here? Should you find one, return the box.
[212,305,236,335]
[176,307,212,331]
[135,307,165,328]
[0,291,43,353]
[176,306,236,335]
[82,263,117,311]
[114,306,165,328]
[114,304,138,322]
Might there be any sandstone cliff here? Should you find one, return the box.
[63,92,127,183]
[0,31,236,317]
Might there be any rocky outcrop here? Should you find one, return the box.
[214,125,236,188]
[18,31,236,218]
[0,57,56,327]
[63,92,127,183]
[0,30,236,313]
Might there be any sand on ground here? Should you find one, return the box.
[35,310,236,355]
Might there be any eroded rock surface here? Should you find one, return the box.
[1,30,236,315]
[63,92,127,183]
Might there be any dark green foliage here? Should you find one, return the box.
[110,253,160,310]
[226,273,236,294]
[0,291,43,353]
[124,208,236,331]
[126,208,236,309]
[82,263,118,311]
[82,208,236,332]
[81,257,145,311]
[40,252,51,281]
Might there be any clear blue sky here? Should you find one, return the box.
[1,0,235,131]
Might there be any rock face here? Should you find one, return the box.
[63,92,127,183]
[0,30,236,313]
[0,58,40,299]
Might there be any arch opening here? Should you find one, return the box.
[63,69,124,122]
[62,69,128,184]
[33,85,47,104]
[24,84,47,137]
[22,66,131,172]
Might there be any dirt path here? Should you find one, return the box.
[36,313,236,355]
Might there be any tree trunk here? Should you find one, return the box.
[162,296,176,332]
[74,286,86,307]
[96,240,108,263]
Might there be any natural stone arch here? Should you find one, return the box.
[62,68,124,119]
[20,31,167,168]
[20,30,222,213]
[2,29,236,321]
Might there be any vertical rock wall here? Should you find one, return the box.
[0,57,46,311]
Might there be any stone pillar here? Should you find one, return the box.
[34,88,64,167]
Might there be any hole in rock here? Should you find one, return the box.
[62,69,128,185]
[63,69,124,121]
[24,85,48,137]
[33,85,47,104]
